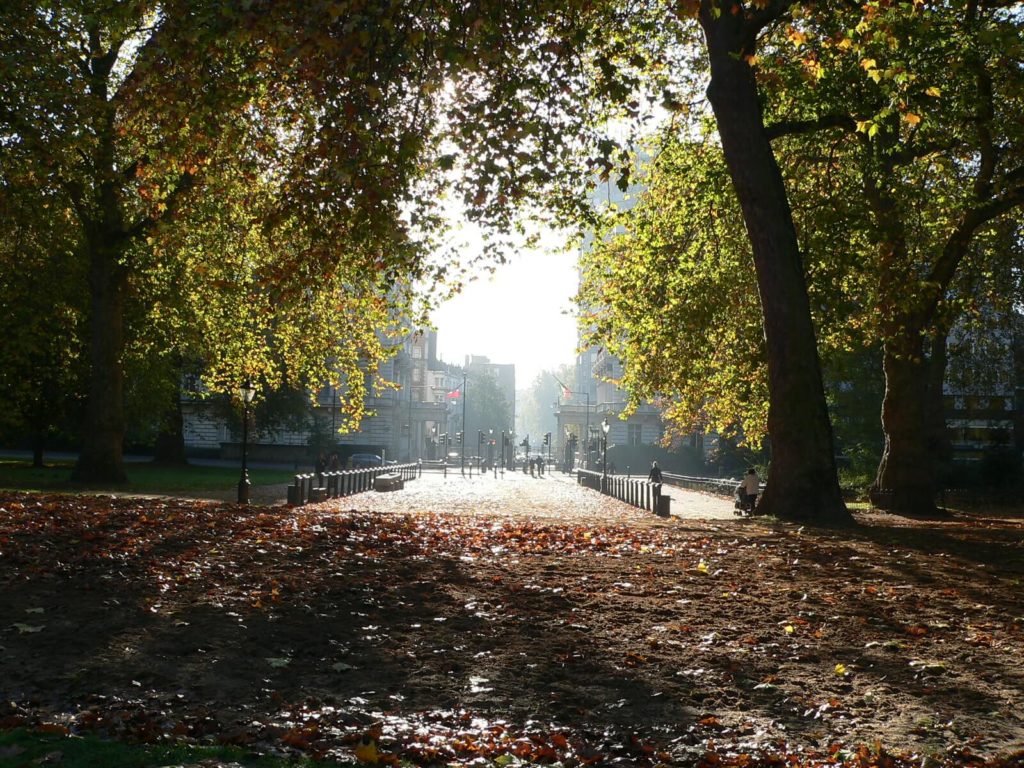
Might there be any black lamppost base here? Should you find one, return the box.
[237,470,251,504]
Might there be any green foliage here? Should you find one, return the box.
[464,370,512,446]
[0,159,87,448]
[578,137,770,446]
[759,0,1024,342]
[0,458,293,496]
[518,365,576,441]
[0,0,682,478]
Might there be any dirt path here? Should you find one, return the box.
[1,485,1022,766]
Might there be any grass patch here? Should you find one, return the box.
[0,728,345,768]
[0,459,293,496]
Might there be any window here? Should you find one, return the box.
[628,424,642,446]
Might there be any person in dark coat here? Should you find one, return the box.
[648,460,663,509]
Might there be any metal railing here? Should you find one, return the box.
[287,462,420,505]
[661,473,741,497]
[577,468,664,514]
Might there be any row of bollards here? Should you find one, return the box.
[287,462,420,506]
[576,469,668,515]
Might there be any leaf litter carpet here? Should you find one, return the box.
[1,481,1023,766]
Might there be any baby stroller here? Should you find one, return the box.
[733,484,756,516]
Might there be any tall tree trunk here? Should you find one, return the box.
[153,377,188,466]
[924,331,952,482]
[71,38,131,485]
[871,329,937,514]
[701,11,849,524]
[71,241,127,483]
[871,327,949,514]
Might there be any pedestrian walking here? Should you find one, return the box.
[648,460,663,509]
[315,452,327,486]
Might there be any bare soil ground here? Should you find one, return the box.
[1,479,1023,766]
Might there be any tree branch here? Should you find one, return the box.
[926,181,1024,315]
[125,170,195,240]
[765,113,856,140]
[887,139,959,166]
[742,0,795,47]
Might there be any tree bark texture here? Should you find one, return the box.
[71,42,130,484]
[872,332,938,514]
[924,332,952,476]
[701,11,849,524]
[71,240,127,483]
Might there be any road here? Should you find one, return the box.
[310,466,736,522]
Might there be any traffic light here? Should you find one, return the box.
[543,432,551,446]
[478,430,485,445]
[439,432,447,447]
[456,431,463,446]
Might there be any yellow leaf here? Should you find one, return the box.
[355,735,380,764]
[904,112,921,125]
[785,625,795,635]
[860,58,877,71]
[835,663,847,675]
[696,560,709,573]
[787,27,808,47]
[925,86,941,97]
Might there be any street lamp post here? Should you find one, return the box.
[601,418,610,493]
[460,371,468,476]
[237,380,256,504]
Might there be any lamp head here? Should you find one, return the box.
[601,418,610,435]
[240,380,256,404]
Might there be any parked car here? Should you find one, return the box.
[349,453,393,468]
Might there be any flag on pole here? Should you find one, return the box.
[446,389,461,399]
[553,375,572,400]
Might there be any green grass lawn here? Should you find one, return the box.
[0,458,294,496]
[0,729,342,768]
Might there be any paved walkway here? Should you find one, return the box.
[307,467,736,522]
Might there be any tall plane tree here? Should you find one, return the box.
[688,0,849,522]
[0,3,268,481]
[756,0,1024,512]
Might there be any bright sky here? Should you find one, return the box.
[430,236,580,388]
